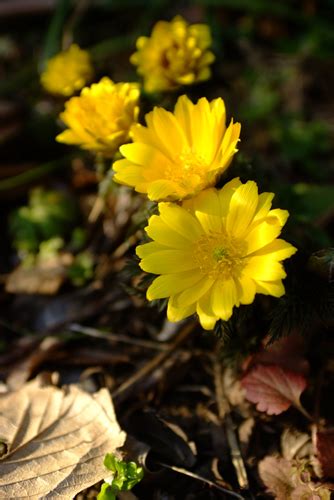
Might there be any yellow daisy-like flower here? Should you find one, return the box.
[40,44,93,97]
[130,16,215,93]
[136,179,297,330]
[56,77,140,157]
[113,94,241,201]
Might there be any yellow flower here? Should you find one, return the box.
[136,179,297,330]
[113,94,241,201]
[130,16,215,93]
[56,77,140,157]
[40,44,93,97]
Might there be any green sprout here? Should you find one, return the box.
[97,453,144,500]
[10,187,78,257]
[67,251,94,287]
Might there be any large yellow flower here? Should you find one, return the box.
[130,16,215,93]
[136,179,297,330]
[113,95,241,201]
[40,44,93,97]
[56,77,140,157]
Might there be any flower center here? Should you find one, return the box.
[165,149,209,191]
[178,150,206,172]
[194,230,247,280]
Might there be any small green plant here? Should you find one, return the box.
[67,251,94,287]
[10,187,78,257]
[97,453,144,500]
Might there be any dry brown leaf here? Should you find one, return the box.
[6,254,73,295]
[281,428,311,461]
[238,417,255,446]
[259,456,331,500]
[0,379,126,499]
[259,456,294,499]
[223,367,247,408]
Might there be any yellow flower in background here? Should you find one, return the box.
[56,77,140,157]
[136,179,297,330]
[130,16,215,93]
[41,44,93,97]
[113,95,240,201]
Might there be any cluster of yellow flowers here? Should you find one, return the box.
[46,16,297,330]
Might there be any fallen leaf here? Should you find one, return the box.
[281,428,311,461]
[248,332,309,375]
[259,456,331,500]
[241,364,307,415]
[223,367,247,408]
[6,337,62,390]
[6,254,72,295]
[238,417,255,446]
[0,379,126,499]
[314,428,334,478]
[259,456,295,499]
[291,483,330,500]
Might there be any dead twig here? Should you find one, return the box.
[213,352,249,490]
[69,323,170,351]
[112,321,196,404]
[158,462,245,499]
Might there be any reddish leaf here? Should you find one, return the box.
[241,364,307,415]
[246,333,309,375]
[314,428,334,478]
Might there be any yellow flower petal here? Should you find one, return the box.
[267,208,289,226]
[220,120,241,159]
[174,95,193,143]
[167,296,197,322]
[237,275,257,304]
[255,280,285,297]
[140,249,196,274]
[245,219,282,255]
[158,203,203,241]
[197,291,218,330]
[136,241,167,259]
[175,276,215,307]
[253,192,274,221]
[113,160,144,188]
[244,255,286,281]
[120,143,169,169]
[251,239,297,260]
[147,271,202,300]
[150,107,188,158]
[146,215,190,249]
[195,212,222,233]
[226,181,258,237]
[188,188,221,216]
[211,279,238,320]
[147,180,181,201]
[218,177,242,217]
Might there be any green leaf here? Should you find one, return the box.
[97,482,116,500]
[9,187,78,258]
[100,454,144,495]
